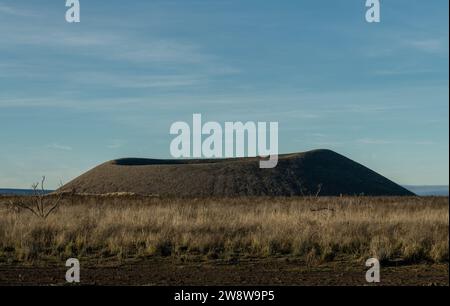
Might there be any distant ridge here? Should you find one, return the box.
[403,185,449,196]
[0,189,53,196]
[59,149,414,197]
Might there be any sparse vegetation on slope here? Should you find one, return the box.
[58,150,414,197]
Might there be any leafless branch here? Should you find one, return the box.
[8,177,63,219]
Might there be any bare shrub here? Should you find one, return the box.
[8,177,63,219]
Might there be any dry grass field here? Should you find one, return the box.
[0,195,448,285]
[0,195,448,264]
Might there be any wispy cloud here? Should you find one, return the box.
[312,141,345,147]
[407,38,448,54]
[47,143,73,151]
[357,139,436,146]
[0,4,34,17]
[412,141,436,145]
[70,72,206,89]
[107,139,125,149]
[110,40,212,64]
[0,20,239,96]
[363,36,448,58]
[372,68,435,76]
[0,22,225,68]
[357,138,393,145]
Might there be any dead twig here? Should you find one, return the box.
[8,176,63,219]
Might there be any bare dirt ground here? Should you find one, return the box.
[0,258,448,286]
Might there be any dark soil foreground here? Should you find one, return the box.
[0,258,448,286]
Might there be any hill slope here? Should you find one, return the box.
[59,149,414,197]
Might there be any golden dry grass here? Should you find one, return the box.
[0,196,448,264]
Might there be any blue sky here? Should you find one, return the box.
[0,0,448,188]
